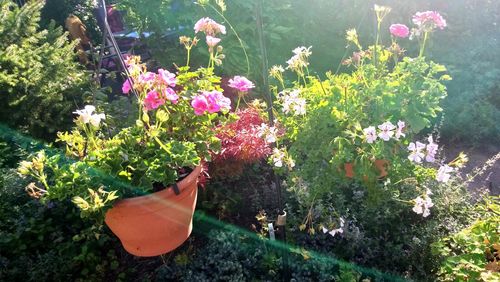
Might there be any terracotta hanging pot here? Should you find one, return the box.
[104,165,202,257]
[343,159,389,179]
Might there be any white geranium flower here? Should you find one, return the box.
[436,165,454,183]
[256,123,277,144]
[413,194,434,217]
[271,148,285,167]
[377,121,396,141]
[74,105,96,124]
[408,142,426,163]
[395,120,406,140]
[363,126,378,143]
[425,135,439,163]
[280,89,306,116]
[89,113,106,127]
[74,105,106,127]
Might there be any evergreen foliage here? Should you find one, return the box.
[0,0,88,140]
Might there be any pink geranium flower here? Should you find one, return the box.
[143,90,165,111]
[191,95,209,115]
[389,24,410,38]
[412,11,447,30]
[206,36,221,48]
[162,88,179,104]
[206,90,231,113]
[191,90,231,115]
[157,69,176,87]
[228,76,255,92]
[194,17,226,36]
[138,72,156,87]
[122,78,132,94]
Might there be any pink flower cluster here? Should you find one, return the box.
[412,11,447,30]
[228,76,255,92]
[122,67,179,111]
[194,17,226,50]
[389,24,410,38]
[206,35,221,48]
[143,88,179,111]
[194,17,226,36]
[191,90,231,115]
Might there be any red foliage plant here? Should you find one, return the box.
[211,107,272,178]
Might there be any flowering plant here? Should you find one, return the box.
[17,17,241,217]
[264,6,467,238]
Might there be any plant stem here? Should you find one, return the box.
[207,3,251,75]
[153,135,172,154]
[186,48,191,67]
[235,95,241,111]
[374,21,381,68]
[419,31,429,57]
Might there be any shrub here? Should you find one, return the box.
[432,196,500,281]
[0,138,125,281]
[211,106,272,178]
[154,229,389,281]
[0,0,88,140]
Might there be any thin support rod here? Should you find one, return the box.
[97,0,139,99]
[256,0,283,213]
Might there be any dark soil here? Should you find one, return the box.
[443,142,500,195]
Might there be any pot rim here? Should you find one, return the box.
[109,165,202,209]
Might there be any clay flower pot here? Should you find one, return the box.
[344,163,355,178]
[344,159,389,179]
[105,165,202,257]
[373,159,389,178]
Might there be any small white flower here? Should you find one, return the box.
[89,113,106,127]
[271,148,295,170]
[271,148,285,167]
[292,46,312,57]
[408,142,426,163]
[286,46,311,74]
[377,121,396,141]
[436,165,453,183]
[280,90,306,116]
[328,228,343,237]
[395,120,406,140]
[256,123,278,144]
[292,98,307,115]
[322,217,345,237]
[412,196,424,214]
[74,105,96,124]
[425,136,439,163]
[412,195,434,217]
[363,126,378,143]
[74,105,105,127]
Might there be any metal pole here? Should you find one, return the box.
[255,1,289,279]
[97,0,139,99]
